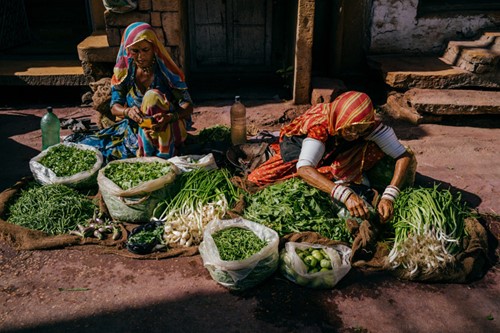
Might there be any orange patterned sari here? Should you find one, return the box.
[248,91,385,186]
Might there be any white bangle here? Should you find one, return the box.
[381,185,400,202]
[330,184,354,204]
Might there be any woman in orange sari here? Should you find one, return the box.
[248,91,414,223]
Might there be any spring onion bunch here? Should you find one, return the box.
[153,168,242,247]
[387,185,469,278]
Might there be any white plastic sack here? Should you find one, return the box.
[29,142,103,188]
[199,217,279,291]
[280,242,352,289]
[167,153,217,173]
[98,157,179,223]
[102,0,137,13]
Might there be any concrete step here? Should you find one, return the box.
[441,31,500,74]
[381,88,500,124]
[367,55,500,90]
[77,31,118,63]
[0,59,88,86]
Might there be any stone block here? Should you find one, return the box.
[137,0,152,11]
[405,88,500,115]
[106,28,122,47]
[151,11,162,27]
[153,0,180,12]
[104,10,150,27]
[161,12,181,46]
[310,77,346,105]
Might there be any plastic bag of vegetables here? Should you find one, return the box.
[199,217,279,291]
[280,242,352,289]
[167,153,217,173]
[29,142,103,189]
[98,157,179,223]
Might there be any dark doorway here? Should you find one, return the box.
[0,0,91,59]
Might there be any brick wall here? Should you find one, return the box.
[104,0,185,69]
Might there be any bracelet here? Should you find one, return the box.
[381,185,400,202]
[330,184,354,204]
[123,108,129,118]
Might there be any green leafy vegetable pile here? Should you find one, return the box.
[104,161,174,190]
[213,227,267,261]
[39,144,97,177]
[7,183,96,235]
[197,125,231,145]
[243,178,352,243]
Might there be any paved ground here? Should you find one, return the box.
[0,89,499,333]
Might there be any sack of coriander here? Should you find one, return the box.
[98,157,179,223]
[29,142,103,189]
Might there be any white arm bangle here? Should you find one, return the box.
[381,185,400,202]
[330,184,354,204]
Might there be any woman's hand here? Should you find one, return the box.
[151,112,177,130]
[377,198,394,223]
[345,193,370,220]
[125,106,143,123]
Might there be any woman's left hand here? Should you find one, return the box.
[377,198,394,223]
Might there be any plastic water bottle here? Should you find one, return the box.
[230,96,246,145]
[41,106,60,150]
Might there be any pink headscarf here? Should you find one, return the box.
[111,22,186,89]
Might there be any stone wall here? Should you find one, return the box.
[104,0,186,69]
[369,0,500,55]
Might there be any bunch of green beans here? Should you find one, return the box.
[213,227,267,261]
[7,184,97,235]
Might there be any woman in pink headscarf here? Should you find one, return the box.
[110,22,193,158]
[248,91,414,223]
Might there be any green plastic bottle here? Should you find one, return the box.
[41,106,60,150]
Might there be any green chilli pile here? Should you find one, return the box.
[387,185,470,278]
[7,183,96,235]
[39,144,97,177]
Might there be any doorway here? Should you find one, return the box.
[187,0,272,72]
[0,0,91,59]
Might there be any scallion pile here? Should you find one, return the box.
[153,168,242,247]
[387,185,470,278]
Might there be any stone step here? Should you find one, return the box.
[381,88,500,124]
[441,31,500,74]
[0,59,88,86]
[77,31,118,64]
[405,88,500,115]
[367,55,500,90]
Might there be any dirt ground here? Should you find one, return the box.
[0,90,499,333]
